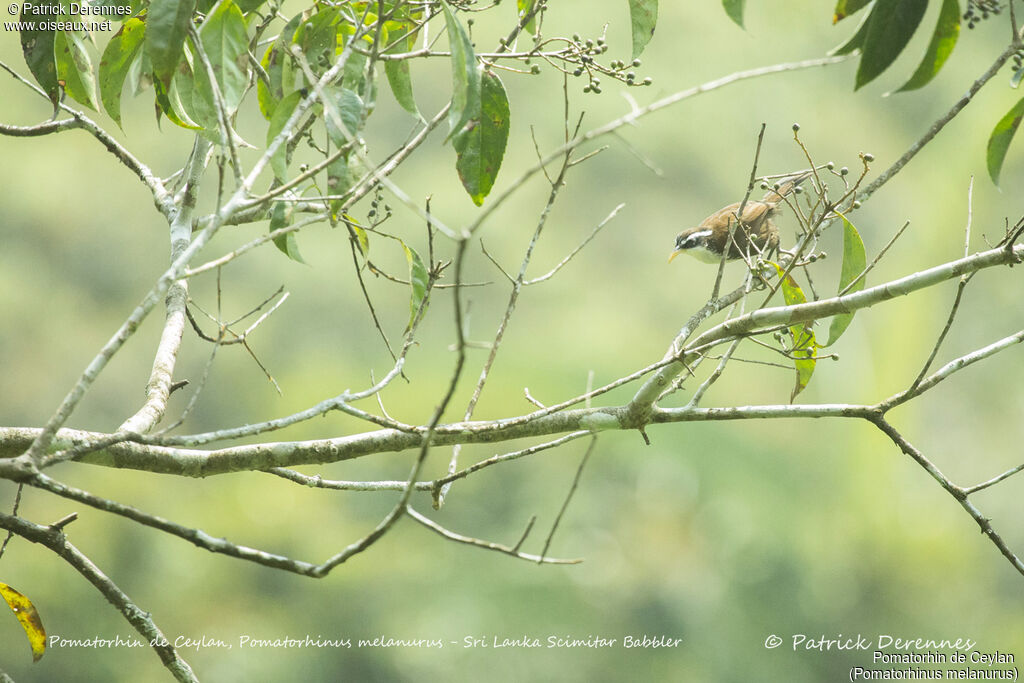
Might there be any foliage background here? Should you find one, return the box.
[1,0,1023,680]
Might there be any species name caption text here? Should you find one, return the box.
[44,633,683,651]
[763,633,1018,680]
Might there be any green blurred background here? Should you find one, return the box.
[2,1,1024,680]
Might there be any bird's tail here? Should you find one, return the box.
[761,171,813,204]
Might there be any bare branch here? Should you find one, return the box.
[405,506,582,565]
[0,512,199,682]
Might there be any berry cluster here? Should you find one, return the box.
[565,32,652,94]
[962,0,1002,29]
[367,184,392,226]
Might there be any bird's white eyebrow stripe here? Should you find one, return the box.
[688,230,713,239]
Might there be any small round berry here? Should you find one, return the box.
[826,161,835,170]
[794,186,803,194]
[863,152,874,162]
[852,200,861,209]
[642,77,652,85]
[530,64,540,74]
[632,58,641,67]
[840,166,849,176]
[792,123,800,132]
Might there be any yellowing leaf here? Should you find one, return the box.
[0,582,46,662]
[772,264,818,402]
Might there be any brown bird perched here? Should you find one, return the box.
[669,172,811,264]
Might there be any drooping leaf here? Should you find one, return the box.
[55,28,99,110]
[270,201,305,263]
[402,241,430,329]
[517,0,538,35]
[127,48,153,96]
[987,95,1024,186]
[441,2,481,141]
[628,0,658,59]
[256,12,303,120]
[19,4,60,105]
[145,0,197,87]
[0,582,46,663]
[348,219,370,258]
[895,0,960,93]
[196,0,249,115]
[322,87,363,213]
[833,0,873,24]
[384,21,419,117]
[267,90,303,180]
[722,0,744,29]
[153,76,202,129]
[175,42,217,131]
[454,70,510,206]
[772,264,818,402]
[323,86,365,145]
[830,6,872,56]
[825,213,867,347]
[855,0,927,90]
[99,18,146,126]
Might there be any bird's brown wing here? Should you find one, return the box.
[697,201,772,231]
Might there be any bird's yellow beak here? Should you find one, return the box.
[668,249,682,263]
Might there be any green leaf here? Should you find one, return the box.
[153,76,202,129]
[517,0,538,35]
[235,0,267,13]
[894,0,960,93]
[324,86,365,145]
[833,0,872,23]
[402,241,429,329]
[145,0,196,87]
[267,90,303,180]
[99,18,146,126]
[628,0,658,59]
[986,95,1024,186]
[825,214,867,347]
[722,0,744,29]
[55,28,99,111]
[322,87,362,214]
[453,70,510,206]
[441,2,481,141]
[345,216,370,258]
[855,0,927,90]
[772,264,818,402]
[829,6,871,56]
[19,5,60,104]
[0,582,46,663]
[270,201,304,263]
[384,21,419,117]
[196,0,249,115]
[256,12,303,120]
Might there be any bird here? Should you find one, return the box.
[669,172,811,265]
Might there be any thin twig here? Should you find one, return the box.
[0,512,199,682]
[540,436,596,562]
[406,506,581,565]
